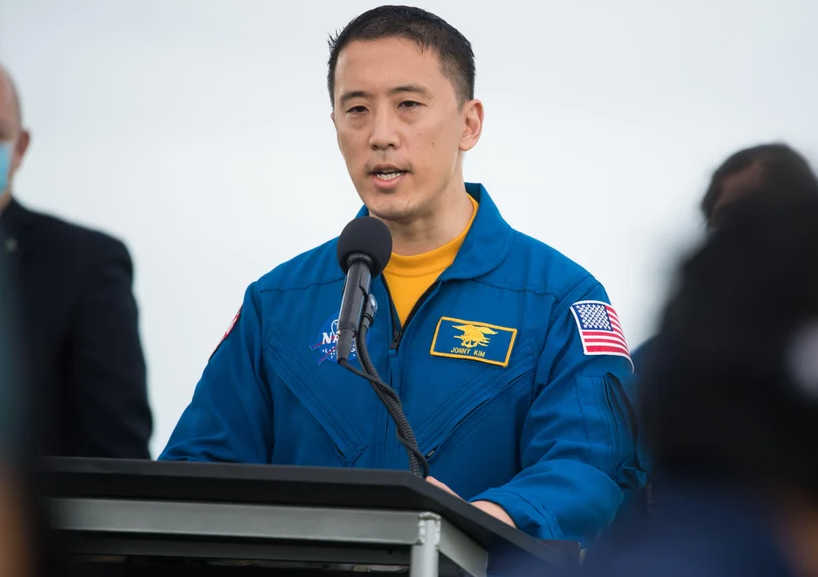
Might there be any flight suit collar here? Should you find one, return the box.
[354,182,514,281]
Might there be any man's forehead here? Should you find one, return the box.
[336,37,441,75]
[334,38,448,96]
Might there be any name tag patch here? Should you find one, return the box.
[430,317,517,367]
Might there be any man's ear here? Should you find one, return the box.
[330,110,343,151]
[12,129,30,172]
[459,99,483,153]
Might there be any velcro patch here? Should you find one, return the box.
[430,316,517,367]
[210,307,241,360]
[222,307,241,342]
[569,300,632,366]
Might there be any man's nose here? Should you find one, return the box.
[368,109,399,150]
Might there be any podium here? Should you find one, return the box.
[40,458,579,576]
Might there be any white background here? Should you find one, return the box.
[2,0,816,457]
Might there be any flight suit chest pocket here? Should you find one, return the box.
[265,341,368,466]
[415,339,537,460]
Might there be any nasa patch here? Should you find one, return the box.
[310,311,369,365]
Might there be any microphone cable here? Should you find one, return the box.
[338,303,428,478]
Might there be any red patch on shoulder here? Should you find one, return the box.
[221,308,241,342]
[210,307,241,360]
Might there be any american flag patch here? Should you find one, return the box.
[569,300,632,366]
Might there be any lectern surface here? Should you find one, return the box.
[40,457,579,575]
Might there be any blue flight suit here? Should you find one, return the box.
[160,183,647,544]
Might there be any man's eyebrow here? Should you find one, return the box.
[338,85,430,107]
[389,84,429,97]
[339,90,369,107]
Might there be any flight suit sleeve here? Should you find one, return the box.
[468,278,648,545]
[159,282,274,463]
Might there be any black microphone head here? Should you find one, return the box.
[337,216,393,277]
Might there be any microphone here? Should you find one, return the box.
[335,217,392,363]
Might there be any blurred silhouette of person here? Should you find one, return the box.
[627,144,818,518]
[632,143,818,371]
[1,237,73,577]
[0,63,152,459]
[0,206,31,577]
[576,190,818,576]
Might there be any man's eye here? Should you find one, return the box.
[347,106,367,114]
[399,101,421,109]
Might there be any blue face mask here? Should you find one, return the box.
[0,142,13,194]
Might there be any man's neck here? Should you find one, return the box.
[387,188,475,256]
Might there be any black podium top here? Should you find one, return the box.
[39,457,579,569]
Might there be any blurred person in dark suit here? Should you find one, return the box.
[631,142,818,371]
[0,63,152,459]
[575,190,818,576]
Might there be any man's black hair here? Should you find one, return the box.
[700,143,818,225]
[327,5,475,107]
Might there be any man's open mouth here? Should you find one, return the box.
[372,171,406,181]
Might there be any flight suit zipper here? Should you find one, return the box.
[379,277,439,468]
[383,280,439,350]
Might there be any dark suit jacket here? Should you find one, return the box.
[0,197,152,459]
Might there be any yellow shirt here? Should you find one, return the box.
[384,195,479,326]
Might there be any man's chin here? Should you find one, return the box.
[367,208,405,223]
[358,193,412,222]
[365,205,418,225]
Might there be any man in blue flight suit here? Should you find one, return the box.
[160,5,647,545]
